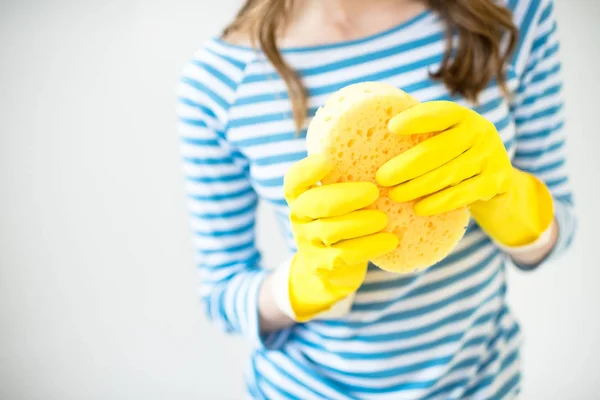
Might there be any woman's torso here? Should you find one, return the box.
[193,5,532,399]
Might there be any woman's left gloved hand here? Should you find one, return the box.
[376,101,554,247]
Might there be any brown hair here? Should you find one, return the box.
[223,0,518,131]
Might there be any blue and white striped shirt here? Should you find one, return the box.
[176,0,576,398]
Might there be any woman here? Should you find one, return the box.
[176,0,576,398]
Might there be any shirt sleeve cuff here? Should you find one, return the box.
[271,255,355,322]
[244,269,293,350]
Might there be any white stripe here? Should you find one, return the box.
[191,212,254,232]
[196,246,257,267]
[187,194,255,215]
[243,138,306,159]
[193,229,254,250]
[182,162,243,178]
[185,179,249,197]
[178,121,220,139]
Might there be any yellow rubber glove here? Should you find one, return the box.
[284,154,399,322]
[376,101,554,247]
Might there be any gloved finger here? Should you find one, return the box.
[330,232,399,267]
[284,154,332,203]
[302,209,389,246]
[376,125,474,187]
[388,150,481,202]
[291,182,379,220]
[388,101,469,136]
[414,175,499,216]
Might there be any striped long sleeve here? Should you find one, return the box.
[511,0,577,262]
[176,50,291,349]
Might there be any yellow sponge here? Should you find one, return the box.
[306,82,469,273]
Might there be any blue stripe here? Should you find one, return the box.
[254,151,307,166]
[514,138,564,158]
[538,41,560,63]
[533,158,565,174]
[180,117,209,128]
[547,176,568,188]
[186,172,245,183]
[178,96,218,119]
[181,136,220,146]
[515,104,563,125]
[504,137,516,153]
[555,193,573,204]
[192,60,238,90]
[473,96,504,116]
[402,78,440,96]
[538,0,554,26]
[531,21,555,55]
[205,46,246,70]
[255,176,284,188]
[528,62,561,87]
[190,186,255,201]
[495,114,512,133]
[517,121,564,141]
[181,77,229,110]
[521,83,562,108]
[198,252,261,271]
[231,131,301,148]
[192,198,257,220]
[183,155,232,165]
[195,220,255,238]
[197,239,255,255]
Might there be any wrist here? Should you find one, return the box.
[258,273,295,333]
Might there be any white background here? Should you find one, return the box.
[0,0,598,399]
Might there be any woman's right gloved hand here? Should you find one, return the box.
[280,154,399,322]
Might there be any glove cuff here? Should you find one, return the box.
[492,219,555,257]
[271,254,355,322]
